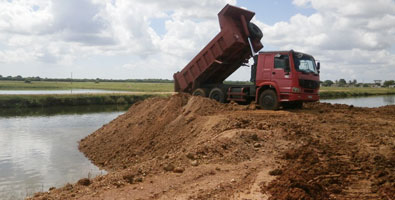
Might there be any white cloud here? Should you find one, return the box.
[0,0,52,34]
[254,0,395,82]
[0,0,234,67]
[0,0,393,82]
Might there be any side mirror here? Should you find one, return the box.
[317,62,320,73]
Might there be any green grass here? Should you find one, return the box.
[0,93,167,109]
[0,81,172,109]
[0,104,131,117]
[1,81,395,108]
[319,87,395,99]
[0,80,174,92]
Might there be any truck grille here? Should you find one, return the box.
[299,79,319,89]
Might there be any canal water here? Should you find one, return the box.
[0,95,394,199]
[0,108,125,199]
[320,95,395,108]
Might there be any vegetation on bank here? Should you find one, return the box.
[0,104,131,117]
[319,87,395,99]
[321,79,395,87]
[0,94,163,109]
[1,80,395,109]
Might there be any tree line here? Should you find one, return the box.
[321,79,395,87]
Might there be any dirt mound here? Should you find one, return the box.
[30,95,395,200]
[78,94,252,172]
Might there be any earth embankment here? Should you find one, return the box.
[30,94,395,200]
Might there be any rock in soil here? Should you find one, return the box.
[173,167,185,173]
[163,163,175,172]
[77,178,91,186]
[190,160,198,166]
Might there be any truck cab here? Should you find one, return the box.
[254,50,320,109]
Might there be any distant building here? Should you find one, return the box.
[374,80,382,86]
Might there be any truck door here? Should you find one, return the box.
[256,54,273,82]
[272,54,292,94]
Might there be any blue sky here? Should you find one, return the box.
[238,0,315,25]
[0,0,394,82]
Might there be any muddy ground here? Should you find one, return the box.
[29,94,394,200]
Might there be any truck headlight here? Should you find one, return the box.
[292,87,301,93]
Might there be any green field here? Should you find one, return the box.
[319,87,395,99]
[0,93,163,109]
[1,80,395,108]
[0,81,173,109]
[2,81,394,97]
[0,80,174,92]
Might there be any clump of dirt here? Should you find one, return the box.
[262,102,395,200]
[29,95,395,200]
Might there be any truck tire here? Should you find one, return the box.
[259,90,279,110]
[192,88,208,97]
[209,88,226,103]
[248,22,263,40]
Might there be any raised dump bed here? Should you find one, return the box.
[174,4,263,93]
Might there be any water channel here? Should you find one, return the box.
[320,95,395,107]
[0,107,125,199]
[0,95,394,199]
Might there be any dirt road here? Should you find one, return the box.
[29,94,394,200]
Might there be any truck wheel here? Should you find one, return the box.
[192,88,208,97]
[209,88,225,103]
[248,22,263,40]
[259,90,279,110]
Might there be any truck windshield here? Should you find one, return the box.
[294,53,318,74]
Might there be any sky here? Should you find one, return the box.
[0,0,394,82]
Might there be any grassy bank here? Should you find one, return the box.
[319,87,395,99]
[0,80,174,92]
[0,104,131,117]
[2,81,394,98]
[1,80,395,109]
[0,93,164,109]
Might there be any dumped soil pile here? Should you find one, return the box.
[30,94,395,200]
[79,94,247,172]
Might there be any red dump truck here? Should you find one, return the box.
[173,4,320,110]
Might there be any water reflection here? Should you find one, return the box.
[0,110,124,199]
[383,95,395,104]
[320,95,395,108]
